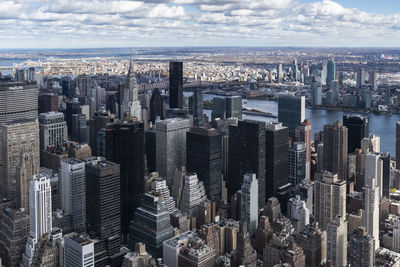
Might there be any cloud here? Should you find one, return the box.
[0,0,399,48]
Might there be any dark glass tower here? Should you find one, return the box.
[192,88,203,126]
[265,122,290,204]
[97,121,145,243]
[85,159,122,265]
[145,129,157,173]
[88,109,111,156]
[149,88,166,124]
[228,120,266,206]
[129,193,174,258]
[343,115,369,153]
[66,99,81,136]
[381,153,391,198]
[323,121,348,180]
[169,62,183,109]
[186,127,223,201]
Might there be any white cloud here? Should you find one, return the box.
[0,0,399,48]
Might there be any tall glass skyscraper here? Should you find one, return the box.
[169,62,183,109]
[278,95,305,130]
[186,127,223,201]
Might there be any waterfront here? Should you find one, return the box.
[191,92,400,156]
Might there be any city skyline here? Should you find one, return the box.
[1,0,400,48]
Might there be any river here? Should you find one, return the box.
[184,92,400,156]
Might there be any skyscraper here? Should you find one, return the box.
[295,120,312,180]
[363,177,380,251]
[326,215,347,267]
[323,121,348,180]
[364,153,383,197]
[287,195,310,233]
[211,96,226,121]
[88,108,111,156]
[278,95,305,130]
[186,127,223,201]
[191,88,204,126]
[288,142,306,186]
[0,208,30,267]
[311,81,322,106]
[240,173,258,237]
[235,221,257,267]
[151,176,177,214]
[65,98,81,136]
[1,119,40,209]
[85,159,122,264]
[295,222,327,267]
[59,159,86,232]
[265,122,290,203]
[129,193,174,258]
[155,118,189,187]
[28,173,52,241]
[121,60,142,121]
[277,64,283,83]
[169,62,183,109]
[0,81,38,124]
[97,121,145,242]
[369,70,377,90]
[326,59,336,85]
[397,122,400,169]
[39,112,67,156]
[180,173,207,217]
[149,88,166,124]
[22,173,53,266]
[225,96,242,120]
[343,115,369,153]
[64,233,95,267]
[349,227,375,267]
[315,171,346,229]
[228,120,266,206]
[71,113,88,144]
[357,68,366,89]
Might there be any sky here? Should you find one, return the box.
[0,0,399,48]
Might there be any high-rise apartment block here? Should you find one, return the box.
[289,142,306,186]
[295,120,312,180]
[349,227,375,267]
[240,173,258,237]
[314,171,346,229]
[311,82,322,106]
[323,121,348,180]
[363,177,380,251]
[0,208,30,267]
[326,216,347,267]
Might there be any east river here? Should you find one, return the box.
[185,92,400,156]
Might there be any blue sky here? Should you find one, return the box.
[0,0,399,48]
[305,0,398,15]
